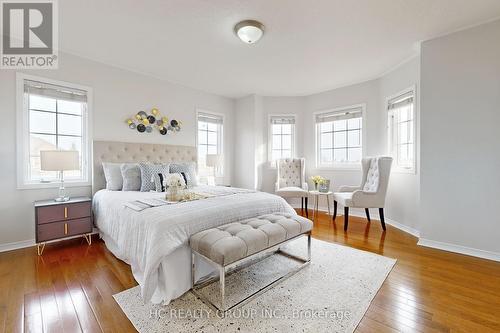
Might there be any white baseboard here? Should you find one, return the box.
[0,239,35,253]
[292,203,420,238]
[417,238,500,262]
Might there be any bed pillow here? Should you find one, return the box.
[139,162,170,192]
[102,162,123,191]
[153,173,167,192]
[153,172,190,192]
[169,162,197,187]
[121,163,141,191]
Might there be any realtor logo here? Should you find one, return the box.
[1,0,58,68]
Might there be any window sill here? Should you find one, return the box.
[17,181,91,190]
[392,167,416,175]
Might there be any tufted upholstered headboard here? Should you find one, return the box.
[92,141,197,194]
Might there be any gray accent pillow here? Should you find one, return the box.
[139,162,170,192]
[121,163,141,191]
[170,162,197,187]
[102,162,123,191]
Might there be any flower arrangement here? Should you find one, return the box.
[311,175,327,190]
[165,173,186,201]
[165,173,186,188]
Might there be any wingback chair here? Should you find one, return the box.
[275,158,309,217]
[332,156,393,231]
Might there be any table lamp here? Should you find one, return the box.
[40,150,79,202]
[206,154,222,186]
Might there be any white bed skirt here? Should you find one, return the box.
[101,234,216,304]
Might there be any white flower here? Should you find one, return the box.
[164,173,186,188]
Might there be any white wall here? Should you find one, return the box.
[303,79,382,211]
[236,62,421,231]
[233,95,257,189]
[420,19,500,255]
[379,57,421,232]
[0,52,234,247]
[260,96,306,193]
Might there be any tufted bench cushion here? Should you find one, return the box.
[190,213,312,266]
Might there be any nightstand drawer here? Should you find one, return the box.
[37,217,92,242]
[36,201,91,224]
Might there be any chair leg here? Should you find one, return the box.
[332,200,337,220]
[365,208,371,222]
[305,197,308,218]
[379,208,386,231]
[301,198,304,214]
[344,207,349,231]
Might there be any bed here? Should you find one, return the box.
[92,141,296,304]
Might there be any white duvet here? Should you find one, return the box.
[92,185,296,303]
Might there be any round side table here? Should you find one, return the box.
[309,190,333,220]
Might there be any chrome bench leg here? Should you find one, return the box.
[220,265,226,313]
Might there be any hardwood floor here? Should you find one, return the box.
[1,211,499,332]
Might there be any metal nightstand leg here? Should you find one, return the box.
[83,233,92,245]
[37,243,45,256]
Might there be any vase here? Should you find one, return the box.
[319,180,331,193]
[314,183,318,191]
[166,186,181,201]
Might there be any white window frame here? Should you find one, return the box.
[196,109,224,177]
[314,104,366,170]
[387,86,417,174]
[16,73,93,189]
[268,114,296,166]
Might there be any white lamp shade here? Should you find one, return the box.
[40,150,80,171]
[206,154,223,167]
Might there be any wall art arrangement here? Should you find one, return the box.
[125,108,182,135]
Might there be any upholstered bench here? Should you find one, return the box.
[190,213,312,313]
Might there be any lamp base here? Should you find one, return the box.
[54,196,70,202]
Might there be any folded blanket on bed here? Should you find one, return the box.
[124,188,254,211]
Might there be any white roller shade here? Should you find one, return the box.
[24,80,87,103]
[270,115,295,125]
[388,91,414,110]
[315,106,363,123]
[198,112,223,124]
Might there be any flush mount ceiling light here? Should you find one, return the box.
[234,20,265,44]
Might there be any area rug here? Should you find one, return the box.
[113,238,396,333]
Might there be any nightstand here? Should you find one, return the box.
[34,196,93,255]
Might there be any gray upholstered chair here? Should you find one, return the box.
[275,158,309,217]
[332,156,393,231]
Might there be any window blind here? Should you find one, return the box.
[315,106,363,123]
[388,91,414,110]
[198,112,223,124]
[270,115,295,125]
[24,80,87,103]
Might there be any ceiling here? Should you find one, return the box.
[59,0,500,98]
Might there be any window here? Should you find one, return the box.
[315,105,363,168]
[197,112,223,177]
[269,115,295,163]
[388,88,415,171]
[17,75,91,188]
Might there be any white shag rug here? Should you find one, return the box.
[114,238,396,333]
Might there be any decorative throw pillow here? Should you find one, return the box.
[102,162,123,191]
[139,162,170,192]
[121,163,141,191]
[169,162,197,187]
[153,173,167,192]
[153,172,188,192]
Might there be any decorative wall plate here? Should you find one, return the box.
[125,108,182,135]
